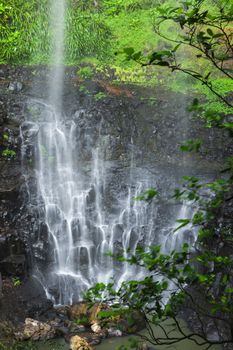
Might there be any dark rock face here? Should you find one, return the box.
[0,65,232,323]
[0,93,27,278]
[0,277,53,324]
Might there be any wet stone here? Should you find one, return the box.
[8,82,23,92]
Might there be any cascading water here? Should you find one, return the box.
[19,0,156,304]
[29,107,155,304]
[161,204,195,253]
[20,0,196,305]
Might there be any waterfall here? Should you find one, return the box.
[31,111,155,304]
[21,0,155,305]
[20,0,196,306]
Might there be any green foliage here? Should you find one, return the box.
[1,148,16,158]
[0,0,110,64]
[0,0,163,75]
[79,85,90,94]
[65,6,110,62]
[3,133,9,141]
[94,92,107,101]
[1,0,232,93]
[180,139,203,152]
[134,188,158,201]
[173,219,190,232]
[73,315,89,326]
[0,0,51,64]
[121,0,233,92]
[189,98,233,135]
[12,277,21,287]
[77,66,94,79]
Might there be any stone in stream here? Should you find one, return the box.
[70,335,94,350]
[107,328,122,337]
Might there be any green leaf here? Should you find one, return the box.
[182,243,189,253]
[173,188,186,199]
[172,44,181,52]
[174,219,190,232]
[198,274,209,283]
[183,264,193,274]
[134,188,158,201]
[212,33,224,38]
[3,133,9,140]
[192,211,204,225]
[223,122,233,129]
[198,228,212,240]
[132,51,142,61]
[123,47,134,55]
[207,28,213,36]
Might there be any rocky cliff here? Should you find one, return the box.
[0,65,231,322]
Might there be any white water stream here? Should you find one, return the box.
[32,105,153,304]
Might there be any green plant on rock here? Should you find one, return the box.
[12,277,21,287]
[2,133,9,141]
[1,148,16,158]
[77,66,94,80]
[94,92,107,101]
[79,85,90,94]
[74,315,89,326]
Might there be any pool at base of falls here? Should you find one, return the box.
[34,321,221,350]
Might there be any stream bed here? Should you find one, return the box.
[36,322,222,350]
[37,335,221,350]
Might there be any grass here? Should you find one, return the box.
[1,0,232,91]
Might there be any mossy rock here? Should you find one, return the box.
[68,303,107,325]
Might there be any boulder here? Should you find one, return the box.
[68,302,103,324]
[8,81,23,92]
[70,335,93,350]
[107,328,122,337]
[90,322,101,334]
[15,318,56,341]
